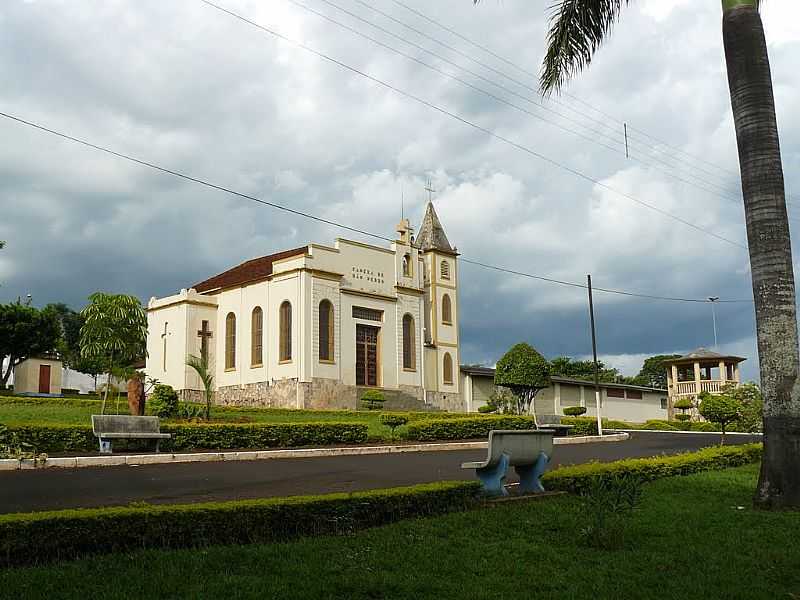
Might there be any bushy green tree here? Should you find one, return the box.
[79,293,147,414]
[723,382,763,433]
[0,303,61,386]
[380,413,408,438]
[699,392,742,445]
[495,343,551,419]
[549,356,625,383]
[633,355,682,389]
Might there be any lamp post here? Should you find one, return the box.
[708,297,719,349]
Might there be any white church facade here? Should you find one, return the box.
[145,202,463,411]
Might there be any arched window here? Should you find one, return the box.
[402,254,412,277]
[279,301,292,362]
[441,294,452,325]
[443,352,453,385]
[251,307,263,366]
[440,260,450,280]
[402,314,415,371]
[225,312,236,370]
[319,300,334,362]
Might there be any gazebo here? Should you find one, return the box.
[663,348,746,418]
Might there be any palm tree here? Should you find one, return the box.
[475,0,798,509]
[186,354,214,420]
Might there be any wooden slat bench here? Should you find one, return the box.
[461,430,554,496]
[91,415,171,454]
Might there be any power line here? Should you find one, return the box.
[0,109,752,305]
[289,0,754,209]
[386,0,797,206]
[197,0,747,249]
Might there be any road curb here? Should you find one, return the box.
[0,432,629,471]
[608,429,762,436]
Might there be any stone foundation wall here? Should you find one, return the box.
[301,379,358,410]
[426,390,465,413]
[173,380,453,413]
[216,379,299,409]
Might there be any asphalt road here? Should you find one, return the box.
[0,432,760,514]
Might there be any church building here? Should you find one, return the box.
[145,202,463,411]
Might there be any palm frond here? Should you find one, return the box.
[540,0,630,94]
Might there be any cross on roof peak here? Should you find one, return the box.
[424,177,436,203]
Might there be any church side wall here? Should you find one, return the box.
[267,275,301,386]
[146,303,189,391]
[311,277,341,382]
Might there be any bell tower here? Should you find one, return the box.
[416,191,460,405]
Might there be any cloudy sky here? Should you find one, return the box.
[2,0,799,381]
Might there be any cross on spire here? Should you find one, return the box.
[424,177,436,203]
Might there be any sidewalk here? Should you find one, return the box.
[0,433,630,471]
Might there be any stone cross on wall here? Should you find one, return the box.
[161,322,168,371]
[197,320,212,364]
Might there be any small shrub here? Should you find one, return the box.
[561,417,599,436]
[580,472,643,550]
[641,420,678,431]
[674,414,692,422]
[563,406,587,417]
[673,398,694,410]
[689,421,717,432]
[406,416,538,441]
[148,385,179,418]
[380,413,409,438]
[361,390,385,410]
[477,404,495,414]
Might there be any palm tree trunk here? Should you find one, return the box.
[722,2,800,509]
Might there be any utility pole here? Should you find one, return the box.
[587,275,603,437]
[624,123,629,159]
[708,297,720,348]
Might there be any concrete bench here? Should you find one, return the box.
[538,414,575,437]
[91,415,171,454]
[462,429,554,496]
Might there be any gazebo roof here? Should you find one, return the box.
[663,348,746,366]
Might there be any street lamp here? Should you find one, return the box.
[708,297,720,348]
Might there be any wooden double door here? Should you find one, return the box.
[355,324,379,387]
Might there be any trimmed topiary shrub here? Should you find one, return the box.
[380,413,409,438]
[361,390,385,410]
[494,343,551,414]
[673,398,694,411]
[148,384,179,418]
[477,404,495,414]
[563,406,587,417]
[674,414,692,422]
[0,480,481,567]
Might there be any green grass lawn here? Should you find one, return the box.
[1,464,796,599]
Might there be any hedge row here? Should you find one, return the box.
[0,480,482,567]
[0,422,369,454]
[406,416,538,441]
[404,415,602,441]
[543,443,762,494]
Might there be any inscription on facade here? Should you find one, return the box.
[351,266,385,284]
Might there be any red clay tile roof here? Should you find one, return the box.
[192,246,308,293]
